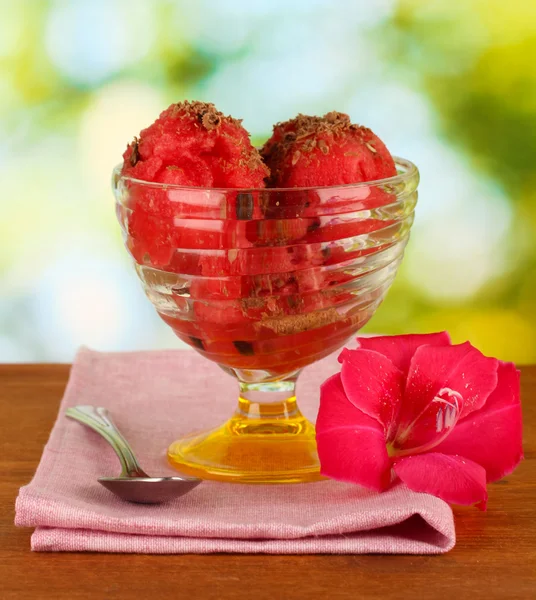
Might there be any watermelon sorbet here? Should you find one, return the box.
[117,101,407,377]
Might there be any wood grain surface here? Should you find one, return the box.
[1,363,535,600]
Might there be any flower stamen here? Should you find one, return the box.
[433,388,462,433]
[393,387,463,456]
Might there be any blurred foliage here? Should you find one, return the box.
[381,0,536,257]
[365,0,536,361]
[384,0,536,199]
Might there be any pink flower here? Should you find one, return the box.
[316,332,523,509]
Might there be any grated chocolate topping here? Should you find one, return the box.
[128,136,140,166]
[261,111,370,185]
[171,100,241,131]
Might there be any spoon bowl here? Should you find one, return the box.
[66,405,202,504]
[98,476,201,504]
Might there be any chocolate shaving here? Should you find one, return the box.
[201,111,220,130]
[302,138,316,153]
[129,137,140,167]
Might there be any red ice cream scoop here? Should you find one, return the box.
[120,101,269,269]
[261,111,396,188]
[116,102,410,376]
[259,111,399,276]
[122,100,268,188]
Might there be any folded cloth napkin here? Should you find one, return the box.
[15,347,455,554]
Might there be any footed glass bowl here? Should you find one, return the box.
[113,158,419,483]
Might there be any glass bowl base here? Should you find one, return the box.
[167,398,324,484]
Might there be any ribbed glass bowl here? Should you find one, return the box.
[113,157,419,483]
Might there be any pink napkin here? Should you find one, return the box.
[15,348,455,554]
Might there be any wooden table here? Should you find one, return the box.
[1,364,534,600]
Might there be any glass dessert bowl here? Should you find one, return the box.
[113,157,419,483]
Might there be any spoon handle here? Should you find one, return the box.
[65,405,149,478]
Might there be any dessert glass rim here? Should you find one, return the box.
[112,156,418,193]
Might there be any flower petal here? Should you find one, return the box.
[393,386,462,454]
[400,342,499,438]
[316,373,383,432]
[357,332,451,374]
[339,348,404,435]
[317,428,392,491]
[434,362,523,482]
[393,453,488,509]
[316,373,391,491]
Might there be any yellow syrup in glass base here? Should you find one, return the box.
[167,394,324,484]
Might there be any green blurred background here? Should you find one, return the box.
[1,0,535,363]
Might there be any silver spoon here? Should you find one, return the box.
[65,405,201,504]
